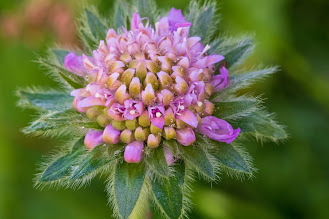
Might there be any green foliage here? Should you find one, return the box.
[23,109,101,137]
[212,97,261,120]
[16,88,73,111]
[186,0,220,44]
[151,165,185,219]
[145,146,172,178]
[40,138,85,182]
[37,53,86,89]
[113,162,146,219]
[211,67,278,101]
[52,49,69,64]
[132,0,159,26]
[85,9,107,40]
[113,0,132,32]
[71,144,117,180]
[230,110,287,142]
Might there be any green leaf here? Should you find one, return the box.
[70,144,117,180]
[152,165,185,219]
[40,138,85,182]
[38,56,86,89]
[211,141,250,173]
[114,162,146,219]
[52,49,69,65]
[146,146,171,178]
[23,109,101,137]
[85,9,107,40]
[113,1,131,31]
[179,144,215,179]
[134,0,158,26]
[211,67,278,99]
[230,110,287,141]
[186,1,219,43]
[212,98,260,119]
[221,38,254,69]
[17,89,73,111]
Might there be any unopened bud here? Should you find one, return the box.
[158,56,173,72]
[171,66,184,80]
[205,83,213,97]
[86,107,99,121]
[157,71,172,88]
[204,101,215,116]
[147,134,161,148]
[103,124,121,144]
[115,84,129,104]
[150,123,162,135]
[109,61,125,73]
[177,57,189,69]
[144,72,159,90]
[194,101,205,113]
[135,62,147,81]
[163,127,176,140]
[157,89,173,106]
[121,69,135,86]
[120,129,134,144]
[164,108,175,125]
[176,119,187,129]
[146,60,161,73]
[138,110,151,127]
[96,114,111,127]
[107,72,121,90]
[111,120,126,130]
[174,76,188,94]
[129,77,142,98]
[119,52,132,64]
[142,83,155,105]
[125,118,138,130]
[134,127,150,141]
[124,141,143,163]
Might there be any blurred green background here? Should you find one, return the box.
[1,0,329,218]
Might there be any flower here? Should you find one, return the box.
[84,130,104,150]
[124,141,143,163]
[65,8,240,161]
[196,116,240,144]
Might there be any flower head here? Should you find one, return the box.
[65,8,240,162]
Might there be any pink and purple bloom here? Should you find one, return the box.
[65,8,240,163]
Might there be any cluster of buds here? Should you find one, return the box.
[65,9,240,164]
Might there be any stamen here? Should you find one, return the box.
[179,105,185,110]
[197,101,203,106]
[130,110,136,115]
[156,112,162,117]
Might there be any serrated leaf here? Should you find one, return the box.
[146,146,171,178]
[211,141,250,173]
[52,49,69,65]
[212,98,260,119]
[70,144,118,180]
[40,138,85,182]
[114,162,146,219]
[180,144,215,179]
[17,89,73,111]
[152,165,185,219]
[230,110,287,141]
[85,9,107,40]
[211,67,278,99]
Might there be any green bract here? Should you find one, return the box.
[17,0,287,218]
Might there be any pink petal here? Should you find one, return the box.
[177,109,198,128]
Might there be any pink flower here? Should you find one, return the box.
[64,52,87,76]
[196,116,240,144]
[124,141,144,163]
[124,99,144,120]
[84,130,104,150]
[176,127,196,146]
[148,105,165,129]
[210,66,229,92]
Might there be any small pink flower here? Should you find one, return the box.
[124,141,144,163]
[176,127,196,146]
[210,66,229,92]
[84,130,104,150]
[64,52,87,76]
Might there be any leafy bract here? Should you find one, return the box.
[113,162,146,219]
[152,164,185,219]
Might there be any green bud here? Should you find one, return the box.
[96,114,110,127]
[86,107,99,121]
[163,127,176,140]
[125,118,138,130]
[134,127,150,141]
[144,72,159,90]
[120,129,134,143]
[111,120,126,130]
[138,111,151,127]
[150,123,162,135]
[121,69,135,86]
